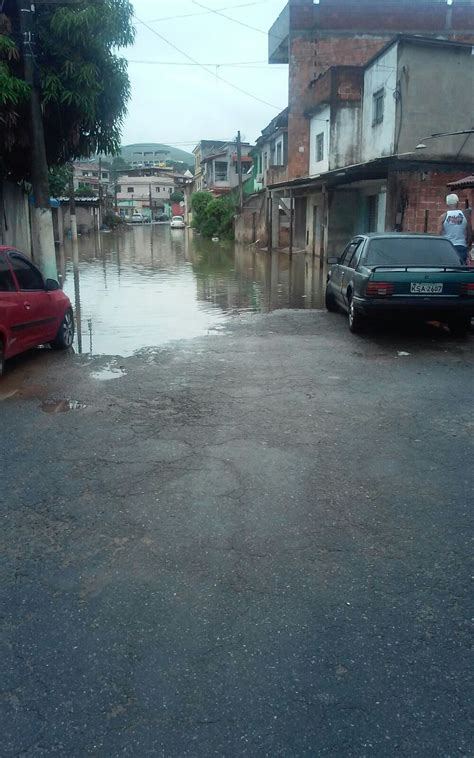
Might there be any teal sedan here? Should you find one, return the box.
[325,234,474,335]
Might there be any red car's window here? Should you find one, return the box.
[0,255,16,292]
[9,254,44,291]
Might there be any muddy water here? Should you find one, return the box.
[60,226,325,356]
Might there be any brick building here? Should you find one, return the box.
[265,0,474,255]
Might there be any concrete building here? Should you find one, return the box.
[253,109,289,190]
[116,170,175,220]
[264,0,474,256]
[73,162,110,194]
[193,141,253,196]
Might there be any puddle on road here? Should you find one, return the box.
[90,362,127,381]
[60,227,326,357]
[41,399,86,413]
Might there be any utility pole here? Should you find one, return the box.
[149,183,153,222]
[98,156,102,230]
[18,0,57,279]
[236,130,243,214]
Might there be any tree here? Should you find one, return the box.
[191,192,235,240]
[48,164,72,197]
[0,0,135,182]
[170,190,184,203]
[191,192,213,233]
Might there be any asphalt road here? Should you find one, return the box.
[1,311,473,757]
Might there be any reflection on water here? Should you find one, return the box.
[60,226,325,356]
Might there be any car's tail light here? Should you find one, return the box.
[366,281,394,297]
[460,282,474,296]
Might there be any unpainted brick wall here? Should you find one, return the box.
[389,170,473,234]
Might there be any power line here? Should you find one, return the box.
[133,13,284,111]
[192,0,285,41]
[126,59,287,69]
[145,1,270,24]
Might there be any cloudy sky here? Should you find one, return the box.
[121,0,289,152]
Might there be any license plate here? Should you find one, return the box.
[410,282,443,294]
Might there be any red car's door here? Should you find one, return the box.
[0,252,27,358]
[8,252,58,348]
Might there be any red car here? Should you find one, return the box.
[0,246,74,376]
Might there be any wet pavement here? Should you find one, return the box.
[1,231,473,757]
[59,227,325,355]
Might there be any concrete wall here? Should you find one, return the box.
[309,106,330,175]
[235,193,267,245]
[331,105,362,170]
[361,45,398,162]
[396,42,474,160]
[0,181,32,255]
[62,205,98,235]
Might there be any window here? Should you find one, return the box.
[102,172,108,179]
[169,188,172,193]
[316,132,324,163]
[263,152,268,170]
[127,187,134,193]
[373,88,384,126]
[9,254,44,290]
[156,187,160,193]
[364,238,461,267]
[0,255,15,292]
[341,241,362,267]
[214,161,228,182]
[367,195,378,232]
[275,141,282,166]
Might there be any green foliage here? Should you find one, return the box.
[0,0,135,181]
[75,186,97,197]
[48,164,72,197]
[202,197,235,239]
[170,190,184,203]
[191,192,235,239]
[191,192,212,232]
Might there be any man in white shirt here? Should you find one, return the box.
[438,193,472,264]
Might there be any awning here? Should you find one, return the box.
[447,175,474,190]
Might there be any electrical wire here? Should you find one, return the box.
[133,13,284,111]
[126,59,287,69]
[191,0,285,41]
[145,1,270,24]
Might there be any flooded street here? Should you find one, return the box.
[60,225,325,355]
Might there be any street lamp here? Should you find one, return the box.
[416,129,474,150]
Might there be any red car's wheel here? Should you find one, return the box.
[50,309,75,350]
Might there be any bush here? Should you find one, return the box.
[191,191,235,239]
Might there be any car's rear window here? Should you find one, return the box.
[364,238,461,267]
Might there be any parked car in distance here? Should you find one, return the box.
[325,233,474,335]
[130,212,145,224]
[156,214,170,222]
[170,216,185,229]
[0,247,74,376]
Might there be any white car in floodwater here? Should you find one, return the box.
[130,212,145,224]
[170,216,185,229]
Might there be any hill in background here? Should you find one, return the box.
[120,143,194,170]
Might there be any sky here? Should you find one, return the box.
[120,0,289,153]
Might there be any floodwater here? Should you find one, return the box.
[59,225,326,356]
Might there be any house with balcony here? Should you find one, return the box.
[73,162,110,194]
[253,109,289,190]
[193,141,253,196]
